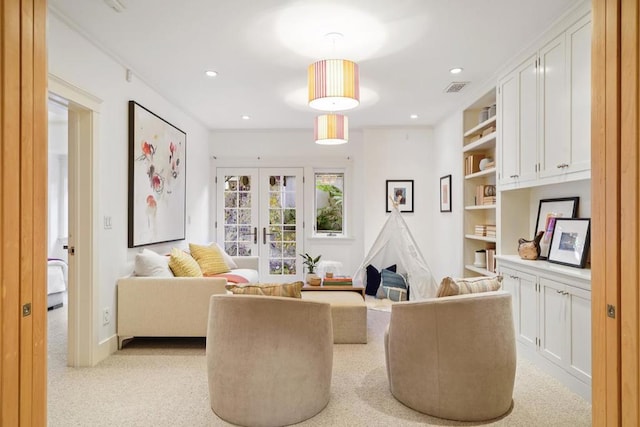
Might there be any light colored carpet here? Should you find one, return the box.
[48,300,591,426]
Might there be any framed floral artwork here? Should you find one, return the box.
[128,101,186,247]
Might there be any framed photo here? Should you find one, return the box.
[128,101,187,247]
[440,174,452,212]
[548,218,591,268]
[386,180,414,212]
[534,197,579,259]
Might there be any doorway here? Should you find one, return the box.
[47,75,101,367]
[47,96,70,367]
[216,168,304,282]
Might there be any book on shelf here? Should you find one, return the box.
[475,185,496,205]
[465,154,485,175]
[474,224,496,237]
[486,249,496,273]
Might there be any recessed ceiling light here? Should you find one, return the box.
[205,70,218,77]
[449,67,463,74]
[241,115,251,120]
[410,114,419,119]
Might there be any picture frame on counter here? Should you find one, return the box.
[548,218,591,268]
[534,197,579,259]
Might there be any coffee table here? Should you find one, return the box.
[301,283,365,298]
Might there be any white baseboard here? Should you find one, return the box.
[96,334,118,363]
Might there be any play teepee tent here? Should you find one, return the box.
[353,204,438,300]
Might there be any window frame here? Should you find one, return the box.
[312,169,346,238]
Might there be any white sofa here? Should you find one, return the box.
[117,256,258,348]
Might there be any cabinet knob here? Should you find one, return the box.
[556,163,569,169]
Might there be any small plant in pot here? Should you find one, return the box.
[300,253,322,285]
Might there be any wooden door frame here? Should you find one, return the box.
[592,0,640,424]
[0,0,48,424]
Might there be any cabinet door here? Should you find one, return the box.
[498,55,537,186]
[517,270,538,348]
[499,266,519,335]
[566,15,591,175]
[539,278,566,366]
[498,71,519,185]
[567,284,592,384]
[538,33,570,178]
[517,56,538,183]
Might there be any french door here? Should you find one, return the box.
[216,168,304,282]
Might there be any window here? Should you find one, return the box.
[314,172,344,236]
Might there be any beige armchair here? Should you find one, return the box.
[384,291,516,421]
[206,294,333,427]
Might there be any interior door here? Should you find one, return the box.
[216,168,304,282]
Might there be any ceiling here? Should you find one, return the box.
[48,0,579,131]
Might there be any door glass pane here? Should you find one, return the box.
[224,175,253,256]
[267,175,297,275]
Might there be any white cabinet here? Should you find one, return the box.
[498,54,537,186]
[497,12,591,189]
[497,256,591,400]
[539,277,592,385]
[501,266,537,348]
[539,15,592,179]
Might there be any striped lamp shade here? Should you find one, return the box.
[314,114,348,145]
[308,59,360,111]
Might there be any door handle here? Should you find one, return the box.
[63,245,75,255]
[262,228,276,245]
[244,227,258,244]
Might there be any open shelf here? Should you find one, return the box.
[464,264,498,277]
[465,234,497,243]
[464,168,496,179]
[465,204,496,210]
[463,131,497,153]
[463,116,497,138]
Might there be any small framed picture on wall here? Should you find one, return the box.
[440,174,452,212]
[386,180,414,213]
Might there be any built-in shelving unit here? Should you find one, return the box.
[462,89,497,277]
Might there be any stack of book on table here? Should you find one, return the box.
[323,277,353,286]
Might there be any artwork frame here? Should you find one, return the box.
[439,174,452,213]
[386,180,414,213]
[534,197,579,259]
[128,101,187,248]
[548,218,591,268]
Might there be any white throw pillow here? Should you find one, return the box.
[134,248,173,277]
[212,242,238,270]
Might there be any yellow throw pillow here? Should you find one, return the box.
[189,243,230,276]
[225,282,304,298]
[437,275,502,297]
[168,248,203,277]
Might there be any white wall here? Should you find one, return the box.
[209,128,437,278]
[429,115,465,281]
[48,13,212,344]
